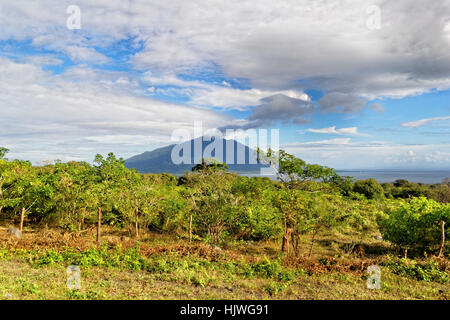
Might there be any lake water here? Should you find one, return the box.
[336,171,450,184]
[242,170,450,184]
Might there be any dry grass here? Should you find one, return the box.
[0,224,448,300]
[0,259,447,300]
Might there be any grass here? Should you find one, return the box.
[0,225,448,300]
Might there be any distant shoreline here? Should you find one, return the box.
[150,169,450,184]
[240,170,450,184]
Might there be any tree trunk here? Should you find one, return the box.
[19,207,25,233]
[189,214,193,244]
[97,207,102,243]
[438,221,446,257]
[282,234,289,253]
[282,218,288,252]
[282,227,294,253]
[309,228,318,257]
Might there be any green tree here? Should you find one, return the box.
[0,147,9,160]
[230,176,282,241]
[95,153,138,235]
[353,179,385,199]
[427,184,450,204]
[393,179,410,187]
[257,148,352,193]
[381,197,450,257]
[52,161,99,231]
[184,170,237,244]
[0,160,42,223]
[192,158,228,173]
[256,148,352,252]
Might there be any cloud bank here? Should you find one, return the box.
[0,1,449,169]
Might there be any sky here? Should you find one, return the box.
[0,0,449,170]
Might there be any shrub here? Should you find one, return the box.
[353,179,384,199]
[391,183,428,199]
[381,197,449,255]
[381,183,394,198]
[393,179,410,187]
[383,256,449,283]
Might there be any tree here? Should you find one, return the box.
[428,184,450,204]
[192,158,228,173]
[381,197,450,257]
[145,173,186,234]
[257,148,352,191]
[155,184,186,234]
[326,172,354,196]
[0,147,9,160]
[230,176,282,241]
[353,179,385,199]
[0,159,11,214]
[394,179,409,187]
[93,153,166,237]
[271,187,304,254]
[292,194,344,257]
[183,171,237,244]
[0,159,42,224]
[52,161,99,231]
[391,182,428,199]
[382,183,394,198]
[94,153,137,235]
[256,148,352,253]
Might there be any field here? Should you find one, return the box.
[0,225,448,300]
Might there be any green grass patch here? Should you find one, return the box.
[382,256,449,284]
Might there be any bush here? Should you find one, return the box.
[383,256,449,283]
[427,184,450,204]
[391,183,428,199]
[393,179,410,187]
[381,197,449,254]
[353,179,384,199]
[382,183,394,198]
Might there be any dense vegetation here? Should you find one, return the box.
[1,147,448,259]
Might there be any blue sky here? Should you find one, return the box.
[0,1,449,170]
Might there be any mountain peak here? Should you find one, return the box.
[125,137,268,174]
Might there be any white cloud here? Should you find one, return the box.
[283,138,352,148]
[131,33,209,72]
[306,126,371,137]
[1,0,450,100]
[1,1,450,169]
[63,46,110,64]
[190,87,309,110]
[0,57,229,163]
[141,72,309,110]
[20,55,63,66]
[401,116,450,128]
[281,138,450,170]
